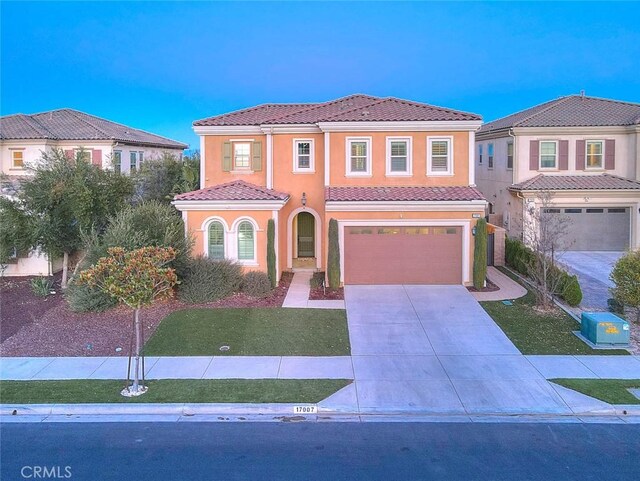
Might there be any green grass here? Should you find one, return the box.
[480,268,629,355]
[144,308,350,356]
[0,379,351,404]
[551,379,640,405]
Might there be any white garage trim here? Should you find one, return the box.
[337,219,471,284]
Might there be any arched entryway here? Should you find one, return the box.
[287,207,322,269]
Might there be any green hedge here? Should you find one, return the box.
[504,236,582,307]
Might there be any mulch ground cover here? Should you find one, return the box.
[0,271,293,357]
[308,271,344,300]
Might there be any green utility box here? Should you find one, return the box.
[580,312,630,346]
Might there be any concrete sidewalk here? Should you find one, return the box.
[470,266,528,302]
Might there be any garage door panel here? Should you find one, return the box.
[344,226,462,285]
[554,208,630,251]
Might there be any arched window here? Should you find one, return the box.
[208,221,225,259]
[237,221,255,260]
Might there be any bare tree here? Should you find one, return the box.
[522,191,572,309]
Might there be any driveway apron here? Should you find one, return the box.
[344,285,574,415]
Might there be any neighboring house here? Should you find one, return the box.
[0,108,188,276]
[475,94,640,251]
[173,94,486,285]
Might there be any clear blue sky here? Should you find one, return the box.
[2,1,639,149]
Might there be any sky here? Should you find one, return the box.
[2,1,640,149]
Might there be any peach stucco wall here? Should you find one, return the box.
[203,134,267,187]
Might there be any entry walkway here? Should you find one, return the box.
[470,266,527,302]
[282,271,345,309]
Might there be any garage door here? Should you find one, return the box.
[344,226,463,285]
[550,207,630,251]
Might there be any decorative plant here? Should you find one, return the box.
[267,219,277,288]
[78,246,178,396]
[473,218,488,289]
[30,276,53,297]
[327,218,340,289]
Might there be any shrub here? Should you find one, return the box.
[242,271,272,298]
[30,276,53,297]
[65,281,117,312]
[178,256,243,304]
[505,237,534,275]
[473,218,488,289]
[267,219,277,288]
[311,271,326,289]
[561,274,583,307]
[327,219,340,289]
[610,249,640,322]
[607,298,625,315]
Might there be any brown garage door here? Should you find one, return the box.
[344,226,463,285]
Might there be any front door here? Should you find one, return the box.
[297,212,315,258]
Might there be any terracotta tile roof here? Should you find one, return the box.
[174,180,290,202]
[325,185,485,202]
[479,95,640,134]
[509,174,640,192]
[194,94,481,126]
[0,109,188,149]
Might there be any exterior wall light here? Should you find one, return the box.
[301,192,307,208]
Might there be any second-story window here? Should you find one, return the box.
[130,152,138,172]
[346,137,371,176]
[234,143,251,170]
[539,141,557,169]
[294,139,314,172]
[488,143,494,169]
[507,142,513,170]
[386,137,412,176]
[478,144,483,165]
[113,151,122,174]
[427,137,453,176]
[586,141,603,169]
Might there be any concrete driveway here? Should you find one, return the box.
[333,285,603,415]
[557,251,625,310]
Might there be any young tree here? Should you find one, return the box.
[266,219,277,288]
[523,191,572,309]
[610,250,640,323]
[3,148,134,287]
[133,153,184,204]
[327,219,341,289]
[78,246,178,396]
[473,218,488,289]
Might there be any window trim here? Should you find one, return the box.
[129,151,138,173]
[207,220,226,260]
[112,150,122,174]
[538,140,558,170]
[478,144,483,165]
[585,140,605,170]
[345,137,372,177]
[10,149,25,169]
[235,219,257,264]
[506,141,514,170]
[292,138,315,173]
[202,216,230,261]
[385,136,413,177]
[232,141,252,171]
[487,143,494,170]
[427,136,454,176]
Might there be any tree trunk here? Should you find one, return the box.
[132,308,141,392]
[61,251,69,289]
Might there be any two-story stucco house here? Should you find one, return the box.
[475,95,640,251]
[173,94,486,286]
[0,108,188,276]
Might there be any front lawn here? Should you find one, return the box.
[480,269,629,355]
[551,379,640,405]
[0,379,351,404]
[144,308,350,356]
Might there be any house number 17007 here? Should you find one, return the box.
[293,405,317,414]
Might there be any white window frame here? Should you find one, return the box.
[345,137,372,177]
[129,151,138,172]
[233,142,252,171]
[585,140,605,170]
[427,136,454,176]
[293,138,315,173]
[202,216,231,260]
[207,220,226,260]
[487,143,494,170]
[506,142,514,170]
[10,149,25,169]
[478,144,483,165]
[539,140,558,170]
[385,136,412,177]
[231,217,259,266]
[112,150,122,174]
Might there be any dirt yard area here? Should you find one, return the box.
[0,271,293,357]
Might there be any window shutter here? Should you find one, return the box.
[576,140,585,170]
[558,140,568,170]
[605,139,615,170]
[529,140,539,170]
[222,141,232,172]
[92,149,102,166]
[252,141,262,171]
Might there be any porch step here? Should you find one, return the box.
[291,268,318,273]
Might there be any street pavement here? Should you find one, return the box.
[2,421,639,481]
